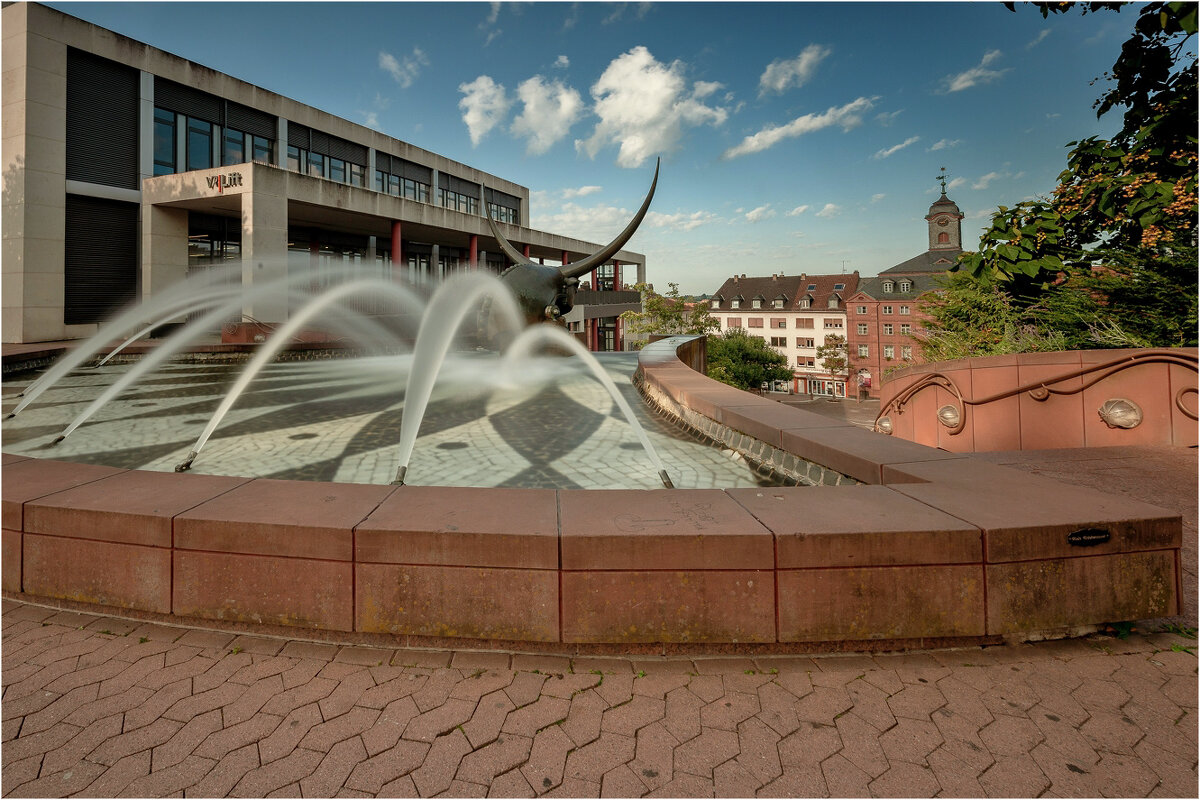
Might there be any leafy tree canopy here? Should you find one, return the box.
[706,329,793,391]
[958,2,1196,290]
[815,334,848,377]
[619,282,719,346]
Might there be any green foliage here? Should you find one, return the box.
[619,282,719,347]
[961,2,1196,290]
[814,334,848,377]
[706,329,793,390]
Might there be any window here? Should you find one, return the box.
[404,178,429,202]
[882,281,894,293]
[901,345,913,360]
[899,281,912,292]
[350,163,366,187]
[827,296,839,309]
[856,305,867,315]
[730,300,740,309]
[797,337,814,348]
[883,323,894,335]
[288,145,303,172]
[900,323,911,335]
[726,317,742,328]
[882,305,893,315]
[438,187,479,214]
[937,232,949,243]
[186,118,212,171]
[807,284,817,291]
[773,299,784,309]
[222,127,245,166]
[770,337,787,347]
[796,318,814,329]
[308,151,324,178]
[751,298,762,309]
[857,323,868,335]
[823,319,843,329]
[884,345,895,359]
[772,318,786,329]
[711,300,720,309]
[899,305,911,315]
[834,283,845,291]
[153,108,176,175]
[328,157,346,183]
[798,356,815,367]
[487,203,519,224]
[748,318,764,328]
[252,135,273,165]
[799,299,810,308]
[858,344,869,358]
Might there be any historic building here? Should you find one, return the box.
[847,183,964,398]
[2,2,644,347]
[707,272,860,397]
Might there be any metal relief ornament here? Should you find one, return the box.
[1098,398,1143,429]
[937,404,961,429]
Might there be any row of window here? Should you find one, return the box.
[856,304,911,315]
[153,109,519,223]
[855,323,912,336]
[715,297,841,310]
[856,344,913,360]
[881,280,912,293]
[723,317,839,330]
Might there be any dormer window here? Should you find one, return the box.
[834,283,845,291]
[807,284,817,291]
[752,298,763,309]
[827,295,839,309]
[899,281,911,292]
[711,299,720,309]
[882,281,894,293]
[731,297,741,309]
[773,298,785,309]
[799,298,811,309]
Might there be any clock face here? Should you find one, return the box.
[937,217,949,227]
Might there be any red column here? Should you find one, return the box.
[588,319,597,351]
[615,316,622,352]
[523,244,531,259]
[561,251,569,270]
[613,261,621,290]
[469,235,478,269]
[390,221,403,277]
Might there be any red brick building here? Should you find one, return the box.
[846,189,963,399]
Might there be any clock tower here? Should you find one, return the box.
[925,168,964,252]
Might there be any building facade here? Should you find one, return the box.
[2,3,645,346]
[846,189,964,398]
[707,272,860,397]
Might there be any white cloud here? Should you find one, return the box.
[458,75,511,146]
[379,48,429,89]
[815,203,841,218]
[928,138,961,152]
[871,193,886,203]
[873,135,920,160]
[647,209,720,231]
[941,50,1009,93]
[1027,29,1051,49]
[576,46,729,168]
[947,176,967,192]
[722,96,876,159]
[362,112,380,129]
[563,185,602,199]
[511,76,583,155]
[745,205,776,223]
[786,205,809,217]
[554,55,570,69]
[758,44,832,95]
[875,110,904,126]
[972,171,1001,190]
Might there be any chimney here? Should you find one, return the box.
[771,274,778,281]
[732,274,739,284]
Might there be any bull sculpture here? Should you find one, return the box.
[485,158,659,325]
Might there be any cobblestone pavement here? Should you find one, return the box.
[2,599,1196,798]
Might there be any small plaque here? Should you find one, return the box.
[1067,528,1110,547]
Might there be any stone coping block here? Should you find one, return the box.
[23,532,171,613]
[779,424,966,484]
[728,484,982,567]
[1,458,126,531]
[717,402,851,448]
[882,459,1182,562]
[356,486,558,569]
[24,471,251,548]
[3,529,21,593]
[559,489,772,570]
[175,478,395,561]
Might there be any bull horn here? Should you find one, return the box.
[483,158,659,277]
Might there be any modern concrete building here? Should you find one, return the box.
[707,272,860,397]
[1,2,646,346]
[847,186,964,398]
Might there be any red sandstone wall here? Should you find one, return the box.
[878,348,1198,451]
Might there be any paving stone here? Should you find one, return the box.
[7,759,108,798]
[777,722,844,768]
[521,724,575,794]
[318,668,378,720]
[794,685,853,726]
[0,753,45,796]
[361,695,420,756]
[191,652,254,694]
[502,694,570,739]
[411,729,473,797]
[164,682,248,724]
[465,689,517,747]
[631,672,691,700]
[561,688,607,748]
[260,703,323,765]
[300,706,381,752]
[1079,709,1145,755]
[644,770,712,798]
[262,675,339,717]
[1089,751,1162,798]
[602,763,650,798]
[979,712,1045,757]
[457,733,534,785]
[344,738,430,793]
[119,754,215,797]
[539,672,602,699]
[186,741,261,798]
[412,668,467,712]
[153,709,223,771]
[19,683,100,735]
[601,694,665,737]
[835,710,890,779]
[450,670,513,704]
[125,678,194,731]
[820,752,872,798]
[868,760,941,798]
[978,753,1051,798]
[488,766,537,798]
[756,765,828,797]
[887,682,947,721]
[662,686,705,745]
[0,719,81,764]
[1030,741,1105,796]
[672,726,737,779]
[879,716,944,766]
[228,655,296,686]
[564,731,637,783]
[699,690,757,732]
[630,720,678,792]
[442,778,491,797]
[926,745,988,798]
[222,674,285,727]
[300,734,370,797]
[41,712,124,775]
[89,716,182,765]
[403,697,475,743]
[755,680,802,737]
[230,745,323,797]
[194,711,282,760]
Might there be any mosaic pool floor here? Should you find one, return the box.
[1,352,777,490]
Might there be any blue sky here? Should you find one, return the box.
[51,1,1128,294]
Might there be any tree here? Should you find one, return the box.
[619,282,719,347]
[815,334,848,377]
[706,330,793,391]
[932,1,1197,353]
[958,2,1195,289]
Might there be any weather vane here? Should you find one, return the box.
[936,167,949,195]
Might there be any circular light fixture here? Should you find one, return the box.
[876,416,893,435]
[1098,398,1143,429]
[937,404,961,428]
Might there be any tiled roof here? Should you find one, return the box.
[708,272,860,311]
[879,249,961,275]
[851,272,943,301]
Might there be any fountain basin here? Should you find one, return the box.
[1,337,1183,652]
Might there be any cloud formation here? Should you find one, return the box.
[563,185,602,199]
[787,205,810,217]
[458,76,511,146]
[554,55,570,69]
[873,135,920,160]
[722,96,876,159]
[972,171,1001,189]
[647,209,720,231]
[928,138,961,152]
[511,76,583,154]
[941,50,1008,93]
[576,46,729,167]
[379,48,429,89]
[815,203,841,218]
[758,44,831,95]
[745,205,776,223]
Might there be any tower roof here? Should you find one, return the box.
[927,192,961,218]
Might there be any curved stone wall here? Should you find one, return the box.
[876,348,1198,451]
[0,337,1183,651]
